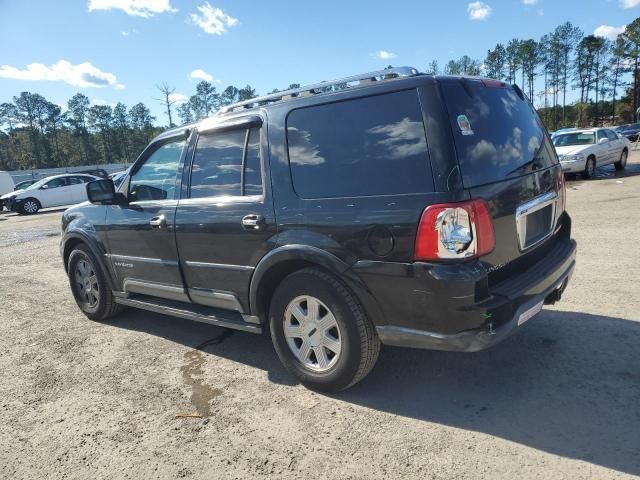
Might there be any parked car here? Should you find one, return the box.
[14,179,37,190]
[553,127,629,177]
[617,123,640,142]
[0,171,16,211]
[77,168,109,178]
[550,127,578,139]
[6,173,99,214]
[108,170,128,188]
[60,68,576,392]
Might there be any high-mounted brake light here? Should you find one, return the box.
[414,199,495,262]
[481,79,507,88]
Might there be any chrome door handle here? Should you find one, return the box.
[241,214,264,230]
[150,214,166,228]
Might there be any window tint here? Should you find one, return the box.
[129,140,183,202]
[605,129,618,141]
[190,129,246,198]
[67,176,87,185]
[441,81,556,187]
[597,130,607,141]
[244,128,262,195]
[287,89,432,199]
[46,177,67,188]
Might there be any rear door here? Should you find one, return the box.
[596,129,613,164]
[605,129,623,164]
[104,134,188,300]
[67,175,90,202]
[440,79,565,278]
[174,118,275,313]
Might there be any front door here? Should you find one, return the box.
[105,134,189,301]
[40,176,72,207]
[175,121,275,313]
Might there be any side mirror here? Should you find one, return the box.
[87,179,120,204]
[40,184,49,190]
[598,138,609,144]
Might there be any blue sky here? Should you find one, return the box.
[1,0,639,124]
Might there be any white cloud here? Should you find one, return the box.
[522,0,537,4]
[168,93,188,104]
[468,1,492,20]
[91,98,117,107]
[0,60,124,89]
[621,0,640,8]
[88,0,177,17]
[190,2,238,35]
[376,50,397,60]
[189,69,214,82]
[594,24,626,40]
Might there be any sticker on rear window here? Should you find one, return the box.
[457,114,474,136]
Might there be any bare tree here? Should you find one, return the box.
[154,83,178,128]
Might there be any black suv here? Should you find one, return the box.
[61,67,576,392]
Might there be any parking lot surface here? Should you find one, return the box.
[1,156,639,479]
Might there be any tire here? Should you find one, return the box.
[269,267,380,392]
[615,149,628,171]
[584,156,596,179]
[19,198,41,215]
[67,244,122,321]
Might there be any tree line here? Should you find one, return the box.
[3,16,640,171]
[427,17,640,130]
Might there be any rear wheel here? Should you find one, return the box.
[68,244,121,321]
[615,149,628,171]
[269,267,380,392]
[20,198,40,215]
[584,156,596,179]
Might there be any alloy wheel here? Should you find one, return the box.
[74,258,99,308]
[23,200,38,214]
[283,295,342,372]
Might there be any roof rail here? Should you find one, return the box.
[218,66,421,114]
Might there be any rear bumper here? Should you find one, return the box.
[353,232,577,352]
[376,251,574,352]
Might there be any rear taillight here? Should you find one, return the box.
[414,199,495,262]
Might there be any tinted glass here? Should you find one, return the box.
[190,129,246,198]
[597,130,607,141]
[553,132,595,146]
[46,177,67,188]
[442,80,556,187]
[244,128,262,195]
[67,176,85,185]
[129,140,183,202]
[287,89,432,198]
[605,129,618,141]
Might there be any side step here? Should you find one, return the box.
[115,295,262,334]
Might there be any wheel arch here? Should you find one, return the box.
[61,232,116,291]
[249,245,385,327]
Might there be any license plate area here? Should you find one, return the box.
[515,192,557,251]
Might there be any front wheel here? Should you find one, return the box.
[615,149,628,171]
[20,198,40,215]
[68,244,122,321]
[269,268,380,392]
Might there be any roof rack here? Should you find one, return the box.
[218,66,421,114]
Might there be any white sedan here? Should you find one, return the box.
[553,128,630,178]
[4,174,99,214]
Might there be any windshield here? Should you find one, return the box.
[25,178,51,190]
[553,132,595,146]
[441,80,557,187]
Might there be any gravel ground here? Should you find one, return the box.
[1,155,639,480]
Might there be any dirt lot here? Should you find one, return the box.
[1,156,639,480]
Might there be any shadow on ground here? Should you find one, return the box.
[109,309,640,476]
[566,160,640,184]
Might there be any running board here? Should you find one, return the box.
[115,295,262,334]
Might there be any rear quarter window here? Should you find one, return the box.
[286,89,433,199]
[441,80,556,187]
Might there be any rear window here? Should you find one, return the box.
[441,80,556,187]
[287,89,433,199]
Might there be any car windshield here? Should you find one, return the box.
[25,177,54,190]
[553,132,595,146]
